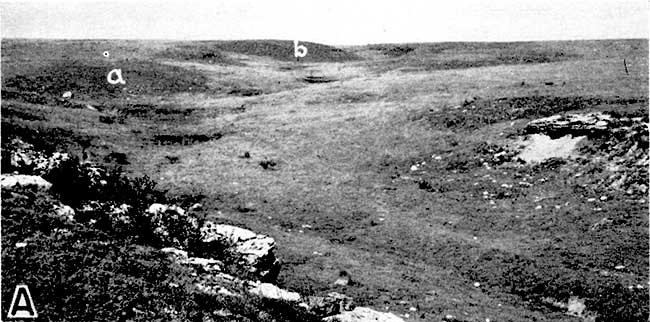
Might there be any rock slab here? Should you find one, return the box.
[201,221,280,281]
[1,174,52,190]
[324,307,405,322]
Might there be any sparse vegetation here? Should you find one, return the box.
[422,95,647,130]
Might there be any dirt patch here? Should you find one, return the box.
[517,134,585,163]
[119,103,197,121]
[337,92,378,104]
[523,111,649,195]
[151,132,222,146]
[367,45,415,57]
[228,88,263,97]
[155,43,238,65]
[302,76,337,84]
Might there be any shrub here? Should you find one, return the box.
[1,188,76,242]
[44,158,165,210]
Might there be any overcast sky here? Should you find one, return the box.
[1,0,647,45]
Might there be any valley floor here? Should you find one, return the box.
[2,39,648,321]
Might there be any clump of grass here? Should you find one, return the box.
[259,159,278,170]
[156,43,236,64]
[152,132,222,145]
[367,45,415,57]
[43,156,163,208]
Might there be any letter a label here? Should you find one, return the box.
[7,285,38,318]
[107,69,126,85]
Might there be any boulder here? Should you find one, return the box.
[62,91,73,99]
[162,246,223,273]
[192,272,239,298]
[147,203,192,222]
[1,174,52,190]
[305,292,354,317]
[324,307,405,322]
[202,223,256,243]
[333,270,352,286]
[525,112,618,139]
[200,221,280,281]
[248,281,301,302]
[161,247,189,258]
[237,236,276,266]
[182,257,223,273]
[53,204,75,222]
[195,283,238,297]
[566,296,587,317]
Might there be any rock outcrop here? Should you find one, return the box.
[541,296,597,322]
[524,112,633,139]
[248,281,302,302]
[200,222,280,281]
[324,307,405,322]
[161,242,381,322]
[1,138,398,322]
[524,111,648,195]
[304,292,355,317]
[1,174,53,190]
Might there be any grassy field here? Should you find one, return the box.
[2,38,648,321]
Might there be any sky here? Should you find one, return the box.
[0,0,647,45]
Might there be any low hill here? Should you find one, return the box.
[158,40,360,63]
[356,39,647,72]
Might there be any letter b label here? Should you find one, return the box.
[294,40,307,58]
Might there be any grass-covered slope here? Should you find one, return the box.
[358,39,646,72]
[175,40,359,62]
[1,38,648,322]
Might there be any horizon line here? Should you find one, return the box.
[2,37,648,47]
